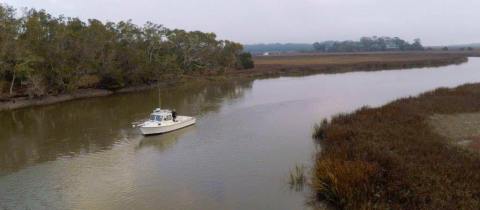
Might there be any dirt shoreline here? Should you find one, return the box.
[0,53,469,111]
[0,83,166,111]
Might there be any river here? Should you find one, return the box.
[1,58,480,210]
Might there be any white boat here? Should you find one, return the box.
[136,108,196,135]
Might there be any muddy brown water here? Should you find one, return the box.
[1,58,480,210]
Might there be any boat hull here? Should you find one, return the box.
[140,116,196,135]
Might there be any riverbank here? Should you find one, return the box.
[0,53,469,111]
[0,83,174,111]
[312,83,480,209]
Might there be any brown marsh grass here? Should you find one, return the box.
[254,53,466,65]
[241,53,468,78]
[312,84,480,209]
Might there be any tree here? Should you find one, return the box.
[0,4,20,94]
[219,40,243,69]
[313,42,326,52]
[9,54,44,96]
[412,38,424,50]
[312,36,424,52]
[237,52,254,69]
[0,3,254,97]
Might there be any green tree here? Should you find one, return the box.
[219,41,243,69]
[9,54,44,96]
[0,4,20,93]
[0,3,254,96]
[237,52,254,69]
[313,36,424,52]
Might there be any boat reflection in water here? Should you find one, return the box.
[137,125,196,152]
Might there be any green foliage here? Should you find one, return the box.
[0,80,7,94]
[0,3,252,95]
[313,36,424,52]
[237,52,254,69]
[76,75,101,88]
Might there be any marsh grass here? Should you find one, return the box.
[289,164,307,191]
[312,84,480,209]
[254,53,467,67]
[313,119,329,140]
[238,53,469,81]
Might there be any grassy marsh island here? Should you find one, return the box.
[312,83,480,209]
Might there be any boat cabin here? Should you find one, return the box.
[149,109,173,122]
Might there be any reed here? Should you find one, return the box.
[289,164,306,191]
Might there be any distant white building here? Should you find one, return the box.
[263,52,270,56]
[385,41,399,50]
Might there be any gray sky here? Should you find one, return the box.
[3,0,480,46]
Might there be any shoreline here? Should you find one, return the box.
[0,83,169,112]
[0,53,469,112]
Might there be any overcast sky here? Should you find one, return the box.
[3,0,480,46]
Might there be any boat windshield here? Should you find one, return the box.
[150,115,162,121]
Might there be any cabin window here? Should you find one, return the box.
[150,115,155,121]
[165,115,172,121]
[155,115,162,121]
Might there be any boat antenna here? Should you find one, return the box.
[157,81,162,109]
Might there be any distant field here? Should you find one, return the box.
[253,52,471,66]
[228,52,469,78]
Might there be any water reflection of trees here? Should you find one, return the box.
[0,79,253,174]
[159,80,253,116]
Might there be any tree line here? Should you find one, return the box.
[0,4,254,98]
[244,43,314,54]
[313,36,424,52]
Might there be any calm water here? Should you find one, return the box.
[1,58,480,210]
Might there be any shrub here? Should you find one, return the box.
[26,74,47,98]
[0,80,7,94]
[99,74,124,90]
[237,52,255,69]
[77,75,101,88]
